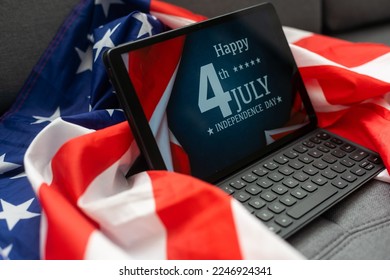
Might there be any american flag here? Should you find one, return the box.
[0,0,389,260]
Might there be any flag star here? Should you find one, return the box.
[75,46,93,74]
[93,23,120,62]
[0,244,12,260]
[31,107,61,124]
[10,171,26,180]
[95,0,124,17]
[207,127,214,135]
[106,109,115,117]
[0,154,21,175]
[133,12,153,38]
[0,199,40,231]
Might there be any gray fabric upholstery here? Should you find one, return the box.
[324,0,390,33]
[288,179,390,259]
[0,0,79,115]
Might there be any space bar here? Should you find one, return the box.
[287,187,338,219]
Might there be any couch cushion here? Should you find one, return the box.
[0,0,79,116]
[324,0,390,33]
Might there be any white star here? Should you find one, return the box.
[0,199,40,231]
[10,172,26,180]
[0,244,12,260]
[0,154,21,175]
[133,13,153,38]
[93,23,120,62]
[207,127,214,135]
[75,46,93,74]
[95,0,124,17]
[31,107,61,124]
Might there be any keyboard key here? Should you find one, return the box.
[303,166,319,176]
[368,155,382,164]
[256,209,274,222]
[341,173,357,183]
[230,180,246,190]
[220,185,235,195]
[267,223,281,234]
[275,215,293,227]
[331,149,346,158]
[261,191,277,202]
[340,143,356,153]
[284,150,299,159]
[234,192,251,202]
[283,178,299,188]
[324,141,337,149]
[312,175,328,186]
[317,145,330,153]
[316,131,331,140]
[268,202,286,214]
[322,155,337,164]
[291,189,308,199]
[253,167,268,177]
[294,144,308,153]
[331,179,348,189]
[340,158,355,168]
[331,164,347,174]
[309,137,322,144]
[349,150,369,162]
[287,187,338,219]
[308,150,323,158]
[293,172,309,182]
[301,182,318,192]
[272,184,289,195]
[360,161,375,170]
[299,155,314,164]
[249,198,266,209]
[268,172,284,182]
[321,170,337,179]
[289,160,304,170]
[241,173,257,183]
[263,161,278,170]
[274,155,289,165]
[245,185,262,195]
[280,195,297,206]
[313,160,328,170]
[302,140,315,148]
[279,166,295,176]
[350,166,366,176]
[331,137,343,145]
[257,178,273,189]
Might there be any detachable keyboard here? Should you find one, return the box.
[218,129,385,238]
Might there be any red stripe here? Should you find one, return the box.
[128,36,185,120]
[150,0,207,22]
[294,34,390,67]
[300,65,390,106]
[170,143,191,175]
[42,122,133,259]
[149,171,243,259]
[39,183,95,260]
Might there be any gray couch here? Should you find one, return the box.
[1,0,390,259]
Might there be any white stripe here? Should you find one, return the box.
[80,169,167,259]
[351,52,390,83]
[24,118,94,192]
[305,79,350,113]
[149,63,181,171]
[283,26,313,44]
[151,12,196,29]
[230,200,304,259]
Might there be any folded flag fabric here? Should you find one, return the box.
[0,0,389,259]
